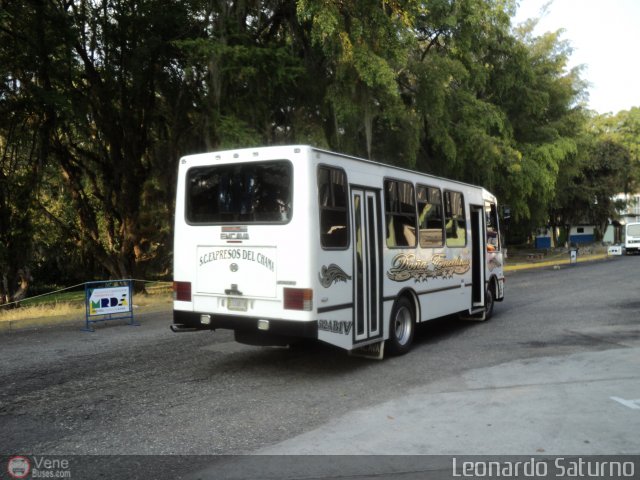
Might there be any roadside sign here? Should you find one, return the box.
[82,280,139,332]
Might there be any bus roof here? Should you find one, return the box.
[181,144,496,198]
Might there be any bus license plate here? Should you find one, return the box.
[227,297,248,312]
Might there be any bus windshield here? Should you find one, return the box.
[186,161,292,224]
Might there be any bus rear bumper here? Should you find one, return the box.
[171,310,318,341]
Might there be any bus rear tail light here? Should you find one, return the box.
[173,281,192,302]
[283,288,313,311]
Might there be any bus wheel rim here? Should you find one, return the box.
[394,306,412,345]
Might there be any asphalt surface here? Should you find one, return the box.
[1,255,639,479]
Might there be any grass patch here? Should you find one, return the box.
[21,290,85,307]
[0,302,84,322]
[0,281,173,323]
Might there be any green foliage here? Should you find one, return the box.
[297,0,418,159]
[1,0,637,296]
[550,109,637,241]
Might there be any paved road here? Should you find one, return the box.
[1,255,639,478]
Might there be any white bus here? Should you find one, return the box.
[625,222,640,254]
[171,145,505,357]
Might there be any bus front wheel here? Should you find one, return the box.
[387,297,415,356]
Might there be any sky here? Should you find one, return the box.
[513,0,640,115]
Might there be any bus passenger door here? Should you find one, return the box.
[470,205,485,308]
[351,188,382,343]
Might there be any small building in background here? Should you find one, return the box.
[569,225,595,244]
[534,228,553,249]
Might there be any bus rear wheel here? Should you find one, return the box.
[387,297,415,356]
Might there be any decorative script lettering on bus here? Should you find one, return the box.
[319,264,352,288]
[387,253,470,282]
[431,254,471,274]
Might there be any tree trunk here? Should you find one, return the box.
[0,268,32,307]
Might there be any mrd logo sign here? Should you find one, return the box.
[88,286,131,316]
[94,297,124,308]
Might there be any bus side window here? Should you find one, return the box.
[385,179,417,248]
[417,185,444,247]
[444,190,466,247]
[318,166,349,248]
[485,202,500,251]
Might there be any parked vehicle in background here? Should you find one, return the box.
[624,222,640,254]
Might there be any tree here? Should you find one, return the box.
[592,107,640,196]
[10,0,197,282]
[0,0,618,297]
[583,139,630,237]
[0,1,54,304]
[501,22,586,229]
[0,121,39,304]
[177,0,310,150]
[296,0,420,162]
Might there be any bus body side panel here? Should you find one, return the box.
[381,176,476,323]
[314,153,371,350]
[388,250,472,323]
[315,253,355,350]
[312,154,386,349]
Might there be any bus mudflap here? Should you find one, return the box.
[348,341,385,360]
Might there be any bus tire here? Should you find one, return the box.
[387,296,415,356]
[484,281,495,320]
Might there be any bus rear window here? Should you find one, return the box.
[186,161,292,223]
